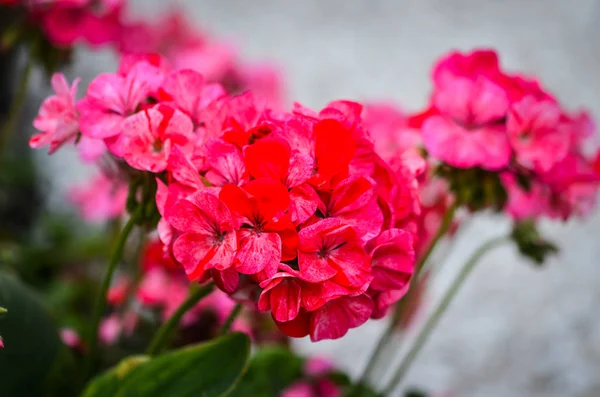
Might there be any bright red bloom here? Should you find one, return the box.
[220,178,296,277]
[167,191,237,280]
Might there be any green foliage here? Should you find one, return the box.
[0,272,76,397]
[511,220,559,265]
[229,345,304,397]
[82,332,250,397]
[436,164,508,211]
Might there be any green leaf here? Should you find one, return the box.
[229,346,304,397]
[83,332,250,397]
[343,382,384,397]
[82,356,149,397]
[511,220,559,265]
[0,272,64,396]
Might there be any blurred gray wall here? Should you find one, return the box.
[31,1,600,396]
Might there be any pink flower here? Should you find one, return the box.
[362,102,421,159]
[167,191,237,281]
[160,69,226,132]
[122,104,194,172]
[501,173,549,220]
[78,59,163,145]
[60,328,83,350]
[304,356,335,377]
[507,97,570,173]
[69,173,127,222]
[421,49,511,170]
[99,315,121,345]
[30,73,80,154]
[281,382,314,397]
[0,336,3,349]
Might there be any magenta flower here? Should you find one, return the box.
[167,191,237,281]
[78,59,163,144]
[421,49,511,170]
[507,96,570,173]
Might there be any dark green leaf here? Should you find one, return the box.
[229,346,304,397]
[82,356,149,397]
[0,272,65,396]
[511,220,559,265]
[82,332,250,397]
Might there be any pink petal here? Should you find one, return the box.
[289,184,319,224]
[235,230,281,275]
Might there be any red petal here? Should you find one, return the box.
[309,295,373,341]
[212,268,240,294]
[243,178,290,220]
[314,119,356,186]
[274,309,311,338]
[219,183,253,219]
[235,230,281,275]
[244,138,291,182]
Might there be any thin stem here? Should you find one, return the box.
[218,303,242,335]
[0,56,32,160]
[358,202,458,384]
[382,236,508,394]
[147,282,215,356]
[83,210,140,379]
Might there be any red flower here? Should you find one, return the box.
[220,178,296,277]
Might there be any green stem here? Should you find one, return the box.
[358,202,458,384]
[147,282,215,356]
[83,210,140,379]
[218,303,242,335]
[0,56,32,161]
[382,236,508,394]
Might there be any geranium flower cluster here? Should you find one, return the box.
[413,49,600,220]
[118,10,283,106]
[30,54,418,341]
[2,0,124,48]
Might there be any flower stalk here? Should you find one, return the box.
[359,202,458,384]
[83,207,142,380]
[147,282,215,356]
[383,236,508,394]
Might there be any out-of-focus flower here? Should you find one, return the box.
[69,173,127,222]
[30,73,80,154]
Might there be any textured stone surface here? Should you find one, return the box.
[29,1,600,395]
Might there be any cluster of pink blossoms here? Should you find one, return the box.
[31,54,419,341]
[413,49,600,220]
[2,0,124,48]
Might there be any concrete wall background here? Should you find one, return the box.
[29,1,600,395]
